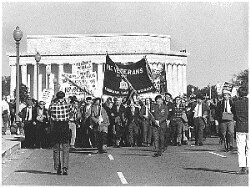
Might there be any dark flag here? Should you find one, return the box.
[160,63,168,94]
[103,55,156,96]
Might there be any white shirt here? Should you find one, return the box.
[224,100,232,113]
[26,107,32,121]
[194,103,202,118]
[1,100,9,114]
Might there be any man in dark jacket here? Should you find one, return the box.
[19,97,37,148]
[232,87,248,174]
[215,90,235,151]
[190,94,209,146]
[150,95,169,157]
[111,98,126,148]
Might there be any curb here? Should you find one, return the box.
[2,141,22,159]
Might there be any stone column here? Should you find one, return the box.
[58,64,64,87]
[10,65,16,98]
[21,65,27,86]
[167,64,173,95]
[172,64,178,98]
[182,65,187,95]
[177,64,183,96]
[33,64,38,100]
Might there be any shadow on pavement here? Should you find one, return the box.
[15,170,57,175]
[183,167,238,175]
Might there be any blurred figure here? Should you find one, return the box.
[232,87,248,174]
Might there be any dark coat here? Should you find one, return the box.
[215,99,235,122]
[126,107,141,126]
[19,106,37,122]
[150,103,169,127]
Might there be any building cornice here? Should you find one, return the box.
[27,33,171,39]
[7,51,189,58]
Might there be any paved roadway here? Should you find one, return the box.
[2,138,248,186]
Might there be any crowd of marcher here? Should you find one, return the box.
[1,86,248,175]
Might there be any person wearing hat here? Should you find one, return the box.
[90,97,110,153]
[190,94,209,146]
[150,95,169,157]
[19,97,37,148]
[35,101,49,149]
[49,91,71,175]
[215,89,235,151]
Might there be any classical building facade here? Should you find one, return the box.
[8,33,188,99]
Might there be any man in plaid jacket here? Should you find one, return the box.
[49,91,70,175]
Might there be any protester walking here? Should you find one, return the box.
[190,94,209,146]
[126,101,140,147]
[150,95,169,157]
[111,98,126,148]
[215,90,235,151]
[232,87,249,174]
[49,91,71,175]
[170,96,186,146]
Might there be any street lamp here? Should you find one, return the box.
[13,26,23,124]
[35,52,41,101]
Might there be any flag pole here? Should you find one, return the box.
[62,74,94,96]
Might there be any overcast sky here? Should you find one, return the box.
[2,2,248,88]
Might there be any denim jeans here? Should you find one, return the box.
[53,142,70,170]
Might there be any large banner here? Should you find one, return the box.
[103,55,156,96]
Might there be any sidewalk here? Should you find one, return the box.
[2,134,24,159]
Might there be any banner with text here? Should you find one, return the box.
[103,55,156,96]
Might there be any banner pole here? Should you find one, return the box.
[62,74,94,97]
